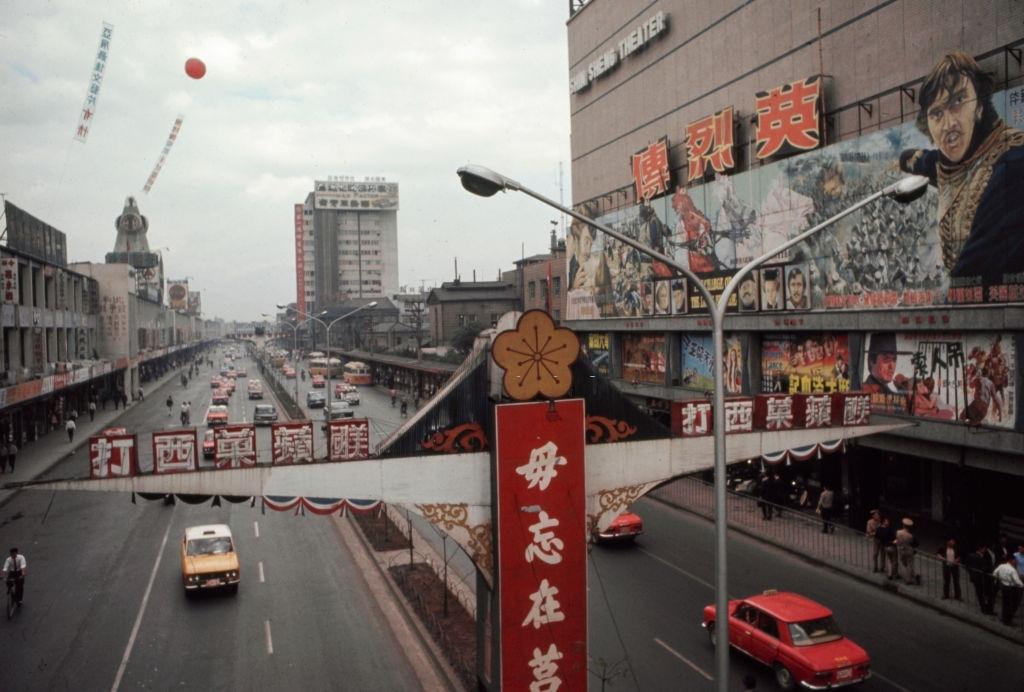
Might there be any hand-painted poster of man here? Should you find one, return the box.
[899,51,1024,286]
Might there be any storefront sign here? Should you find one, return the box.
[1,258,18,304]
[314,178,399,210]
[152,429,198,474]
[214,424,257,468]
[271,422,314,465]
[167,280,188,311]
[631,137,671,201]
[89,433,137,478]
[673,391,870,436]
[686,106,735,181]
[328,419,370,461]
[495,400,586,692]
[570,11,668,94]
[754,76,822,160]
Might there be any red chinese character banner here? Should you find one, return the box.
[631,136,671,201]
[686,106,735,181]
[271,422,314,464]
[328,419,370,461]
[496,400,586,692]
[754,76,821,160]
[861,332,1015,429]
[89,433,137,478]
[214,424,257,468]
[672,392,872,437]
[1,258,19,304]
[151,429,198,474]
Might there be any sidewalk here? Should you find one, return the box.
[650,476,1024,644]
[0,368,183,509]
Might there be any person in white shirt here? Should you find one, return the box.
[65,417,76,444]
[992,554,1023,626]
[2,547,27,605]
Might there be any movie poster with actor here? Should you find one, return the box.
[761,333,851,394]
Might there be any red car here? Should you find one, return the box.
[205,405,229,427]
[594,510,643,543]
[202,429,216,459]
[211,389,230,406]
[210,377,223,389]
[311,375,325,388]
[702,590,870,690]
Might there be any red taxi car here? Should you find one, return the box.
[211,389,230,406]
[205,405,229,427]
[594,510,643,543]
[222,378,236,394]
[202,429,216,459]
[702,590,870,690]
[311,375,325,388]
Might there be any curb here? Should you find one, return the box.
[338,513,469,692]
[649,494,1024,646]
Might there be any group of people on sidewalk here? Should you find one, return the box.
[866,510,919,585]
[939,535,1024,627]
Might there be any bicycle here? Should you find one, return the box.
[6,579,19,619]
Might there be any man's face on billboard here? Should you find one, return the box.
[788,272,805,304]
[739,278,757,308]
[764,277,779,305]
[926,76,979,163]
[871,352,897,382]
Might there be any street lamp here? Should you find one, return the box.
[457,163,928,692]
[315,302,378,406]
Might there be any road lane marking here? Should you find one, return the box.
[654,637,714,681]
[258,561,265,583]
[638,547,716,591]
[111,520,173,692]
[264,620,274,655]
[254,521,260,538]
[871,670,912,692]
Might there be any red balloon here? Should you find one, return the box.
[185,58,206,80]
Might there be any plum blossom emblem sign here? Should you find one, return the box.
[491,310,580,401]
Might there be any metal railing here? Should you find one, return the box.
[651,475,1023,636]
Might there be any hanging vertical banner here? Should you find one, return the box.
[213,424,257,468]
[1,258,19,304]
[271,422,314,464]
[73,22,114,143]
[167,280,189,311]
[152,429,198,474]
[89,433,137,478]
[495,399,587,692]
[327,419,370,461]
[142,115,184,193]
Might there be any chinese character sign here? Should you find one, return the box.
[152,429,198,474]
[73,22,114,143]
[755,76,822,160]
[89,433,136,478]
[271,422,314,465]
[1,258,18,304]
[214,424,257,468]
[328,419,369,461]
[686,106,735,181]
[631,136,671,201]
[142,115,184,193]
[496,400,586,692]
[761,333,851,395]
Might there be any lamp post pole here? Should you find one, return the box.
[316,302,378,408]
[456,164,927,692]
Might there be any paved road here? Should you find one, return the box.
[587,497,1024,691]
[0,350,424,690]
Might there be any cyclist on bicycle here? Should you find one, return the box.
[2,547,26,606]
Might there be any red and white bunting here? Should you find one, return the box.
[152,429,198,474]
[271,422,314,465]
[327,419,370,461]
[213,424,257,468]
[89,433,137,478]
[496,400,587,692]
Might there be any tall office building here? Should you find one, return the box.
[293,176,399,316]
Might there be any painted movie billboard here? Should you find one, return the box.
[862,332,1015,429]
[761,333,852,394]
[566,74,1024,320]
[680,333,745,394]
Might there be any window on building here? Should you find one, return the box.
[528,281,536,299]
[553,276,561,296]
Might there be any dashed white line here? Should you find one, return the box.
[258,561,265,583]
[264,620,274,655]
[111,520,173,692]
[254,521,260,538]
[654,637,714,681]
[638,547,716,590]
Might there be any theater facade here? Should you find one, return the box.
[565,1,1024,539]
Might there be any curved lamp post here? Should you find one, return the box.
[457,163,928,692]
[315,302,378,406]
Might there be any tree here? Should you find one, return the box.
[450,324,480,354]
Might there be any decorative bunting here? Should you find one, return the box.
[142,115,184,193]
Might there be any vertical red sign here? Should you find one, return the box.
[328,419,370,461]
[152,429,198,474]
[89,433,138,478]
[271,421,315,464]
[294,203,305,319]
[630,136,671,201]
[754,76,822,160]
[213,424,258,468]
[496,399,587,692]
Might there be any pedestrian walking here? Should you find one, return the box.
[137,387,144,402]
[757,473,773,520]
[771,472,784,517]
[166,395,174,417]
[817,485,835,533]
[866,510,883,572]
[65,418,76,444]
[895,518,917,584]
[88,400,96,422]
[6,441,17,473]
[937,537,962,600]
[992,554,1023,626]
[121,391,128,408]
[965,544,997,614]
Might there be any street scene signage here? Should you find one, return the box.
[271,422,315,465]
[152,429,198,474]
[328,419,370,461]
[214,424,257,468]
[89,432,137,479]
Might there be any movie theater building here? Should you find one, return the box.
[565,1,1024,539]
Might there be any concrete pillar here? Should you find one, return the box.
[930,462,944,521]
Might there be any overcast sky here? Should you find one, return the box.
[0,1,572,321]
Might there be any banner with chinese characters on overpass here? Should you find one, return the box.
[496,400,586,692]
[566,79,1024,320]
